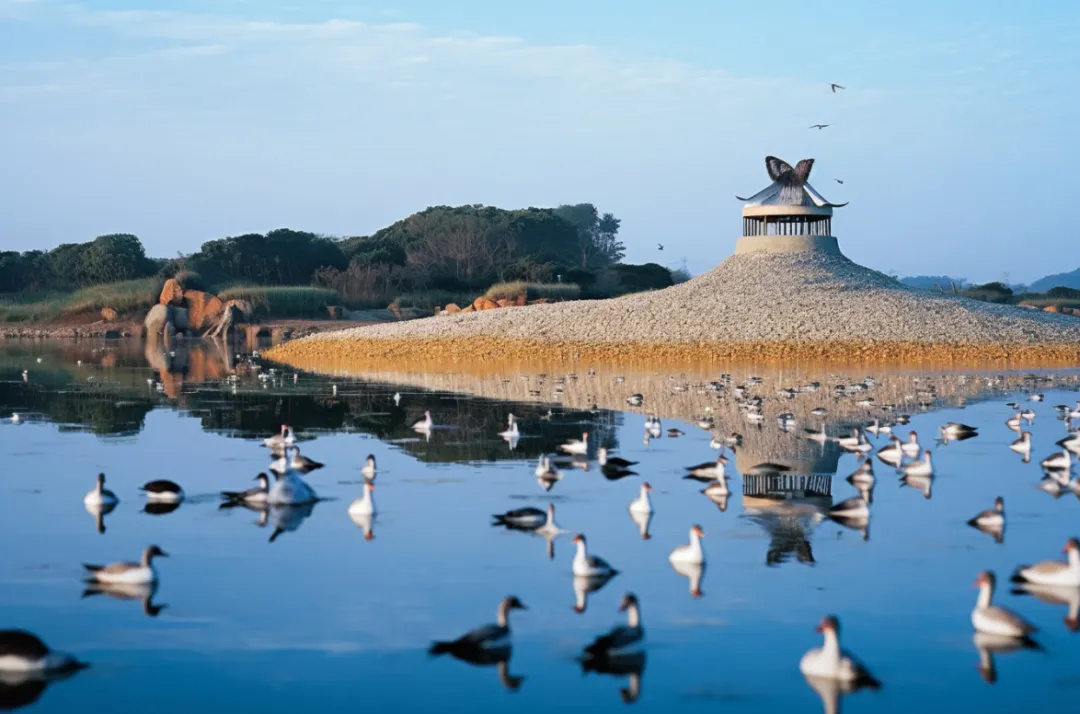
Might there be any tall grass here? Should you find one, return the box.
[484,282,581,302]
[0,278,161,323]
[217,286,340,318]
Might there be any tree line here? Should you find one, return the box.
[1,203,674,302]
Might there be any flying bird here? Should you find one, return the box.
[830,83,845,92]
[809,124,830,130]
[834,178,844,184]
[657,243,664,251]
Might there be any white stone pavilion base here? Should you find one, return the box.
[734,234,841,255]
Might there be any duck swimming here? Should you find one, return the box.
[598,448,637,469]
[972,571,1038,639]
[429,596,526,658]
[347,482,376,517]
[628,482,653,515]
[83,545,167,586]
[0,629,87,674]
[559,432,589,456]
[492,503,549,530]
[572,534,618,577]
[270,446,324,474]
[412,411,434,433]
[139,480,184,503]
[798,615,880,688]
[83,473,118,508]
[900,431,921,458]
[267,450,318,506]
[581,593,644,660]
[263,424,295,450]
[361,455,377,480]
[1011,538,1080,587]
[220,473,270,507]
[668,525,705,566]
[683,456,727,482]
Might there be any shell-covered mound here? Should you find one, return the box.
[269,251,1080,367]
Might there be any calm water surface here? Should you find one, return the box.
[1,340,1079,713]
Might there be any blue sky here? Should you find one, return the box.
[1,0,1078,282]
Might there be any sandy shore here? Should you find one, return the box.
[268,250,1080,369]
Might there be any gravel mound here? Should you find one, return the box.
[301,250,1080,345]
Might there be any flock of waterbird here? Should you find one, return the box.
[3,368,1080,705]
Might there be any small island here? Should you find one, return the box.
[265,156,1080,371]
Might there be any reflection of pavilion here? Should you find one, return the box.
[737,444,839,566]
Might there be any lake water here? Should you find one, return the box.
[1,339,1079,713]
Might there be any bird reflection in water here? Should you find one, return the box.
[627,509,652,540]
[142,501,182,516]
[669,560,705,598]
[972,632,1042,684]
[84,500,117,534]
[348,510,375,541]
[583,654,645,704]
[744,502,823,567]
[0,667,85,712]
[580,593,646,703]
[428,597,527,693]
[802,674,877,714]
[267,502,317,543]
[82,581,167,617]
[573,573,617,614]
[899,472,933,500]
[1012,582,1080,632]
[829,515,870,542]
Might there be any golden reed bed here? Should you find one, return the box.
[266,336,1080,374]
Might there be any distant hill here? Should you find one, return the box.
[1029,268,1080,294]
[899,275,968,291]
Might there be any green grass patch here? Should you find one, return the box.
[0,278,161,323]
[484,281,581,302]
[217,286,340,318]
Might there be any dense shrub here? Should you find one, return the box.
[610,263,674,293]
[962,281,1013,304]
[192,229,347,285]
[0,236,155,292]
[312,263,408,308]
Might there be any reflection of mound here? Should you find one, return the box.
[734,444,841,488]
[742,500,827,566]
[742,472,832,503]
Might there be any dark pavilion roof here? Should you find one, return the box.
[736,156,847,208]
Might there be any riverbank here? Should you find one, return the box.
[0,318,383,341]
[266,250,1080,370]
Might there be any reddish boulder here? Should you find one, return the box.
[1043,305,1061,313]
[100,307,118,322]
[183,290,225,333]
[445,303,462,314]
[159,278,184,306]
[473,297,499,311]
[327,306,344,319]
[461,305,476,313]
[495,299,510,308]
[515,294,527,307]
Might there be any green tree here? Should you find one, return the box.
[192,229,347,285]
[554,203,625,268]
